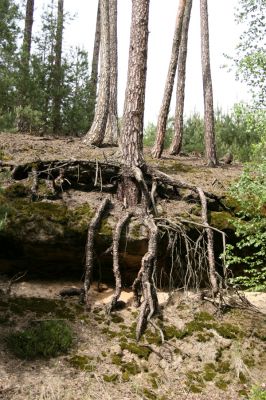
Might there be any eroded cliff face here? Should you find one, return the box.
[0,179,234,285]
[0,184,155,282]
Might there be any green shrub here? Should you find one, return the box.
[224,160,266,291]
[248,385,266,400]
[7,320,73,359]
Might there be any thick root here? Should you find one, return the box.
[84,198,110,309]
[197,187,219,295]
[136,215,159,341]
[106,211,133,313]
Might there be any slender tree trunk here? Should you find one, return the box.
[22,0,34,66]
[117,0,150,207]
[17,0,35,132]
[103,0,119,146]
[84,0,110,146]
[200,0,217,167]
[89,0,101,124]
[52,0,64,134]
[152,0,186,159]
[169,0,193,155]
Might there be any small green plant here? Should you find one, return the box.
[224,160,266,291]
[248,385,266,400]
[7,320,73,359]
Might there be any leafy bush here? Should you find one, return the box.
[7,320,73,359]
[225,160,266,291]
[143,104,266,162]
[248,385,266,400]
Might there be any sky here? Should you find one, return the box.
[34,0,250,125]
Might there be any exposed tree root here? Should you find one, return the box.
[106,211,133,313]
[135,215,159,341]
[5,157,254,338]
[197,187,219,296]
[84,197,110,309]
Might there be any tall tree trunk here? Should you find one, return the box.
[84,0,110,146]
[169,0,193,156]
[17,0,35,132]
[52,0,64,134]
[200,0,217,167]
[89,0,101,124]
[103,0,119,146]
[152,0,186,159]
[117,0,150,207]
[22,0,34,66]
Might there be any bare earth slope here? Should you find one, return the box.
[0,133,265,400]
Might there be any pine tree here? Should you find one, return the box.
[152,0,186,159]
[200,0,217,166]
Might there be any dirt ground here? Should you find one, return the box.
[0,132,242,195]
[0,279,265,400]
[0,133,265,400]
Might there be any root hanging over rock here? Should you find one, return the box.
[84,197,110,309]
[197,187,219,296]
[135,215,159,341]
[106,211,133,313]
[5,156,254,338]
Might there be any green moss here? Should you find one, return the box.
[103,374,118,383]
[186,370,204,384]
[7,320,73,359]
[4,183,30,199]
[159,162,195,174]
[214,323,241,339]
[6,297,80,320]
[244,356,255,367]
[238,389,248,397]
[141,388,157,400]
[111,354,123,366]
[194,312,215,322]
[210,211,234,230]
[98,218,112,236]
[143,330,162,345]
[122,371,130,381]
[121,361,141,375]
[120,342,152,360]
[189,385,203,394]
[69,355,95,371]
[215,379,228,390]
[239,372,248,384]
[163,325,188,340]
[203,364,216,381]
[196,332,214,342]
[216,361,231,374]
[111,314,124,324]
[130,222,142,239]
[101,327,117,338]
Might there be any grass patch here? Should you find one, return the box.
[120,342,152,360]
[7,320,73,359]
[69,355,95,371]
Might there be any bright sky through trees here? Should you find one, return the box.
[34,0,250,125]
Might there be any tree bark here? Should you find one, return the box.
[120,0,150,168]
[89,0,101,124]
[17,0,35,132]
[52,0,64,134]
[84,0,110,146]
[22,0,34,66]
[118,0,150,206]
[103,0,119,146]
[152,0,186,159]
[169,0,193,156]
[200,0,218,167]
